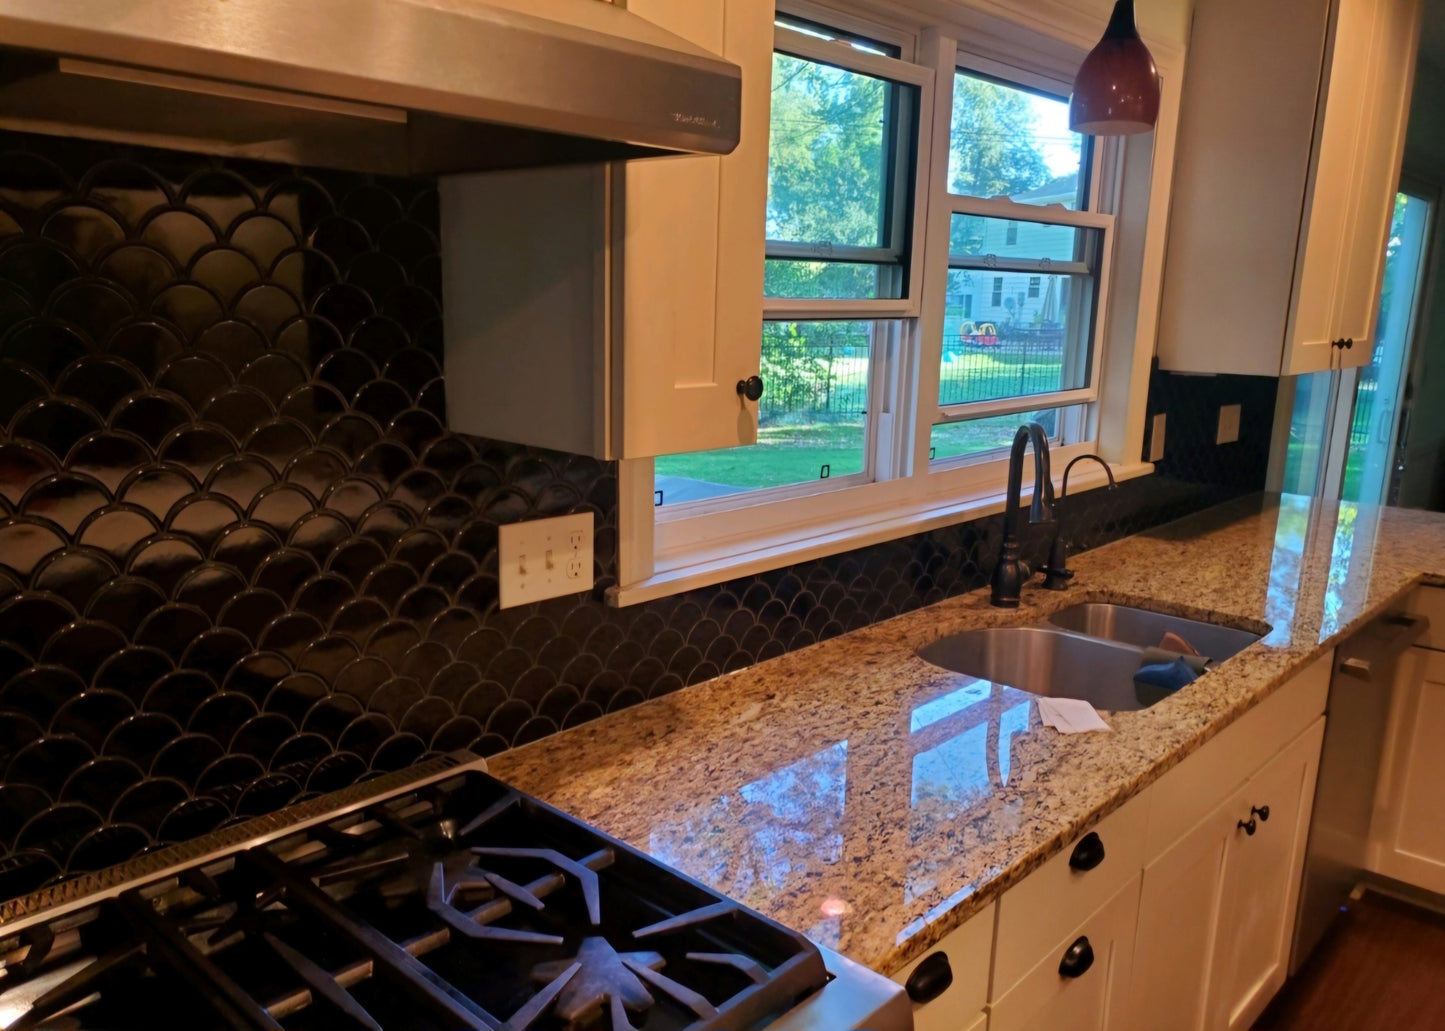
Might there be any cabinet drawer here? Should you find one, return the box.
[992,793,1146,999]
[1408,587,1445,650]
[988,874,1141,1031]
[894,902,995,1031]
[1145,650,1331,859]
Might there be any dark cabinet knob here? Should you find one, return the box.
[1069,832,1106,872]
[1251,805,1270,823]
[736,376,764,401]
[1238,818,1257,836]
[905,951,952,1003]
[1058,936,1095,978]
[1344,338,1354,350]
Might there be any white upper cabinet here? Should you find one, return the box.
[440,0,774,459]
[1156,0,1422,377]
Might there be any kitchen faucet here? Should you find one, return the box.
[1042,454,1118,590]
[990,423,1055,608]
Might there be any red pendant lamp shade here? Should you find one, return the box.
[1069,0,1161,135]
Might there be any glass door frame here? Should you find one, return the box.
[1268,182,1438,502]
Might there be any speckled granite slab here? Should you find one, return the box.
[489,494,1445,977]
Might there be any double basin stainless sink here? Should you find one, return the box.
[916,603,1263,712]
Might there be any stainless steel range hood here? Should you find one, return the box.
[0,0,742,174]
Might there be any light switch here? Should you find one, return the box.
[1217,404,1241,445]
[498,512,594,608]
[1149,413,1166,462]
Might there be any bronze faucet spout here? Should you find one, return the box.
[990,423,1055,608]
[1042,454,1118,591]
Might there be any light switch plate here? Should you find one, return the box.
[1217,403,1242,445]
[1149,413,1166,462]
[498,512,594,609]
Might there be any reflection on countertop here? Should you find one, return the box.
[489,494,1445,977]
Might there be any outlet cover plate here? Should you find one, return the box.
[498,512,594,609]
[1217,403,1242,445]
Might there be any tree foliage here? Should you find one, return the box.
[759,57,1060,423]
[948,76,1053,199]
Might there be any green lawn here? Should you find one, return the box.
[938,349,1066,406]
[656,346,1068,500]
[657,422,867,491]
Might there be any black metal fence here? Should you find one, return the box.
[757,327,1071,426]
[940,327,1067,407]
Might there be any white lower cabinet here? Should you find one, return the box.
[1208,720,1324,1031]
[1129,792,1236,1031]
[892,902,994,1031]
[1369,643,1445,892]
[893,655,1330,1031]
[989,875,1141,1031]
[1129,718,1325,1031]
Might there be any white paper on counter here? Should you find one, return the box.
[1037,696,1111,734]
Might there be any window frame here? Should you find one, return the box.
[612,3,1178,605]
[760,25,936,322]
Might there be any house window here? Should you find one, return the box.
[625,7,1141,604]
[654,16,923,508]
[931,68,1104,466]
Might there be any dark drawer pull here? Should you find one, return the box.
[1059,936,1095,978]
[1069,832,1106,872]
[905,951,952,1003]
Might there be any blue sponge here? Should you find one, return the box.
[1134,657,1200,706]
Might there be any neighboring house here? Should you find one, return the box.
[949,172,1080,337]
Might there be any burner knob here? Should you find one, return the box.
[904,951,953,1004]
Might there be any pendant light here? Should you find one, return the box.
[1069,0,1161,136]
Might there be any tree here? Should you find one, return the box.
[764,52,889,301]
[948,77,1053,199]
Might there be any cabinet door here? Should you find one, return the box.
[1286,0,1422,374]
[1286,0,1377,375]
[1208,718,1326,1031]
[1331,0,1423,369]
[614,0,773,458]
[989,876,1140,1031]
[1370,648,1445,892]
[1128,796,1236,1031]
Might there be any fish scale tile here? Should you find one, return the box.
[0,129,1270,897]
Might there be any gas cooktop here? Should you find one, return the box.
[0,757,829,1031]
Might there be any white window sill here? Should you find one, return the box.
[607,460,1154,607]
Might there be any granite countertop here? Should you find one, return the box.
[489,494,1445,978]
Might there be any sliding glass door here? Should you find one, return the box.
[1278,189,1435,503]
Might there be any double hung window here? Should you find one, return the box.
[630,4,1133,600]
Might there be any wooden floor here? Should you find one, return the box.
[1258,891,1445,1031]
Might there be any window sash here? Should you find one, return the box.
[924,169,1115,429]
[763,25,934,319]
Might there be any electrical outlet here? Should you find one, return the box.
[498,512,594,608]
[1149,413,1166,462]
[1217,403,1241,445]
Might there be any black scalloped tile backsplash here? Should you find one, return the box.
[0,130,1276,896]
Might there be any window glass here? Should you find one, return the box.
[949,70,1088,209]
[654,321,877,506]
[930,407,1084,463]
[940,215,1100,408]
[765,48,917,301]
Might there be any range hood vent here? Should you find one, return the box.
[0,0,742,174]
